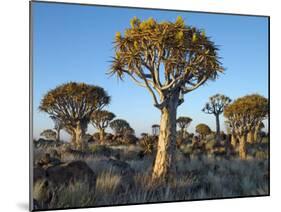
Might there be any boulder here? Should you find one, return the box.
[33,160,97,209]
[35,153,62,168]
[45,161,96,188]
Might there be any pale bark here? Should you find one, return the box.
[254,129,259,142]
[152,95,178,183]
[99,128,105,144]
[231,134,237,147]
[247,131,254,143]
[72,122,86,150]
[239,134,247,159]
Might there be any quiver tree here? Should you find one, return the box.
[50,115,63,142]
[141,133,149,138]
[177,116,192,139]
[39,82,110,150]
[255,121,265,142]
[195,123,211,140]
[124,126,135,136]
[225,120,238,147]
[248,121,265,143]
[40,129,57,141]
[110,16,223,182]
[224,94,268,159]
[247,129,255,144]
[202,94,231,141]
[90,110,115,144]
[109,119,131,136]
[152,124,160,136]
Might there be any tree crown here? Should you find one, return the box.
[224,94,268,134]
[40,129,57,140]
[177,116,192,129]
[109,119,131,134]
[110,16,223,109]
[152,124,160,128]
[91,110,116,129]
[195,123,211,136]
[39,82,110,127]
[224,94,268,120]
[202,94,231,115]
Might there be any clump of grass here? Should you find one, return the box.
[95,170,121,194]
[52,182,95,208]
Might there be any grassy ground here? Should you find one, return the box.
[33,139,269,210]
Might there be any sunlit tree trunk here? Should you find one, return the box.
[239,134,247,159]
[254,127,259,142]
[73,122,86,150]
[231,134,237,147]
[152,95,178,183]
[247,130,254,143]
[99,128,105,144]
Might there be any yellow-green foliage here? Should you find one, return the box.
[224,94,268,137]
[195,123,211,138]
[110,16,223,92]
[224,94,268,119]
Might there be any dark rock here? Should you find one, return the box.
[33,160,97,209]
[45,160,96,189]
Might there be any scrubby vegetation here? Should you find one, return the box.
[33,16,269,210]
[33,134,269,210]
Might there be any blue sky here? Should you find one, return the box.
[32,2,269,140]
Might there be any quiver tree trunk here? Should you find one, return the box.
[239,134,247,159]
[231,134,237,147]
[254,129,259,143]
[73,122,87,150]
[99,128,105,144]
[215,114,220,142]
[152,95,178,183]
[56,128,61,143]
[247,130,255,143]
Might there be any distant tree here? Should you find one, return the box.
[124,126,135,136]
[224,94,268,159]
[50,115,63,142]
[140,133,149,138]
[255,121,265,142]
[202,94,231,141]
[40,129,57,141]
[110,16,223,181]
[247,120,265,143]
[195,123,211,139]
[91,110,115,144]
[177,116,192,139]
[39,82,110,150]
[109,119,131,136]
[151,124,160,136]
[123,127,137,144]
[225,120,237,147]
